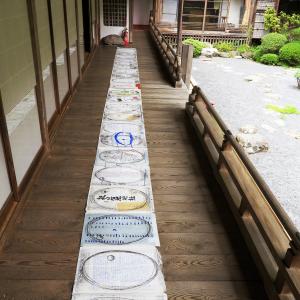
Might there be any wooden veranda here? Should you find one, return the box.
[0,30,267,299]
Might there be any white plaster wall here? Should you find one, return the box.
[228,0,242,26]
[0,135,11,210]
[100,0,130,39]
[133,0,152,25]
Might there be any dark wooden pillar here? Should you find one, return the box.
[176,0,184,57]
[0,92,19,202]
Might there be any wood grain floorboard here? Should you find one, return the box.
[0,31,267,299]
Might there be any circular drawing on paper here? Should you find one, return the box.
[95,167,145,185]
[91,187,148,211]
[105,112,141,122]
[81,250,158,290]
[85,214,151,245]
[100,133,143,147]
[102,123,142,134]
[105,103,140,114]
[99,149,144,164]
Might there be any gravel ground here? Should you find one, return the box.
[192,56,300,231]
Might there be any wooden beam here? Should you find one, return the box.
[27,0,50,152]
[176,0,184,57]
[47,0,61,113]
[0,91,19,202]
[63,0,73,91]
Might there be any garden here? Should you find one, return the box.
[184,8,300,87]
[189,8,300,230]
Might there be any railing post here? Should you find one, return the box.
[181,44,193,89]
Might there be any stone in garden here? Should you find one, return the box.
[236,133,269,154]
[201,48,219,57]
[102,35,124,46]
[235,56,243,59]
[244,75,261,82]
[219,52,231,58]
[239,125,258,134]
[241,51,253,59]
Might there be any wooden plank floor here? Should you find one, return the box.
[0,31,267,299]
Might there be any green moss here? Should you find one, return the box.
[266,104,300,114]
[183,38,209,57]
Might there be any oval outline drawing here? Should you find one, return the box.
[81,250,159,290]
[91,187,149,211]
[85,214,151,245]
[95,167,146,185]
[99,149,145,164]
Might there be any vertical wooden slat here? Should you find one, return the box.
[129,0,133,43]
[75,0,82,79]
[0,92,19,202]
[27,0,50,152]
[63,0,73,91]
[176,0,184,57]
[47,0,61,113]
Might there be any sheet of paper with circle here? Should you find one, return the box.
[94,148,149,168]
[72,293,168,299]
[90,165,150,187]
[103,109,143,124]
[104,102,143,117]
[98,122,147,149]
[72,245,166,295]
[86,185,154,213]
[81,213,160,246]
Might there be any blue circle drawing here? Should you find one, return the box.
[114,132,134,146]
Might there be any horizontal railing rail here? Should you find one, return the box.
[186,86,300,300]
[149,16,182,87]
[162,32,248,48]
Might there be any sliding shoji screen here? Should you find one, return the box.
[66,0,79,86]
[51,0,69,103]
[77,0,85,69]
[0,0,42,185]
[36,0,57,122]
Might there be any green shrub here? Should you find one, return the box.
[290,27,300,41]
[260,53,279,65]
[279,42,300,66]
[237,44,251,54]
[261,33,288,53]
[183,38,208,57]
[252,46,264,62]
[213,42,236,52]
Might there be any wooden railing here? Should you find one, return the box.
[149,16,182,87]
[186,86,300,300]
[162,32,248,48]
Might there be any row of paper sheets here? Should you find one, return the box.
[72,48,167,299]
